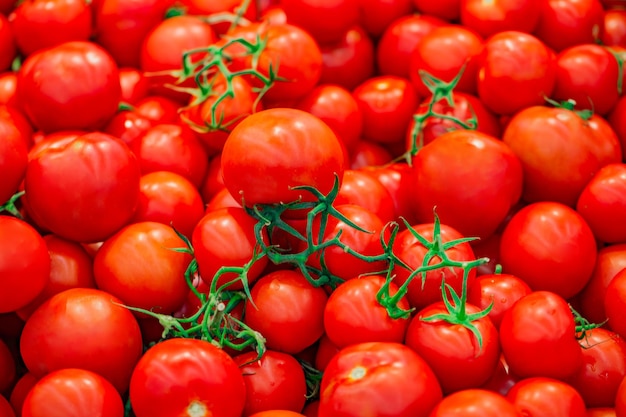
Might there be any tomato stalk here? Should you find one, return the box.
[570,304,606,343]
[297,358,323,401]
[0,191,23,219]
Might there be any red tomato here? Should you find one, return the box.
[409,25,484,97]
[93,221,192,315]
[0,339,15,394]
[506,377,587,417]
[588,408,616,417]
[180,0,258,35]
[499,291,583,380]
[362,162,417,224]
[24,132,141,243]
[0,395,14,417]
[603,9,626,47]
[348,140,393,169]
[134,95,181,125]
[534,0,605,52]
[428,389,520,417]
[477,31,556,116]
[0,216,50,313]
[376,14,448,79]
[0,110,28,205]
[221,108,345,208]
[502,105,622,206]
[8,0,91,57]
[131,171,205,240]
[607,96,626,154]
[0,72,18,107]
[17,41,121,133]
[21,368,124,417]
[324,275,410,348]
[499,202,597,299]
[605,268,626,339]
[0,15,15,72]
[577,164,626,244]
[248,412,306,417]
[318,342,443,417]
[335,169,396,223]
[410,129,523,240]
[104,110,153,147]
[460,0,541,38]
[118,67,149,105]
[413,0,460,21]
[616,377,626,416]
[280,0,359,44]
[233,350,307,416]
[244,269,328,354]
[20,288,143,392]
[9,372,38,417]
[205,187,241,211]
[129,338,246,417]
[357,0,414,39]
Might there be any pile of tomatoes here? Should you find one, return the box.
[2,0,626,416]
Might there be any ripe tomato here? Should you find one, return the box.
[129,338,246,417]
[428,388,520,417]
[412,0,460,21]
[93,221,192,315]
[25,131,141,243]
[605,268,626,340]
[410,129,523,240]
[0,15,15,73]
[362,162,417,224]
[603,9,626,47]
[0,110,28,206]
[0,216,50,313]
[318,342,443,417]
[499,202,597,299]
[499,291,583,380]
[460,0,541,38]
[0,339,15,394]
[233,350,307,416]
[506,377,587,417]
[358,0,414,39]
[20,288,143,393]
[221,108,345,208]
[17,41,121,133]
[21,368,124,417]
[248,412,306,417]
[118,67,149,105]
[335,169,396,223]
[280,0,359,44]
[104,110,154,147]
[477,31,556,116]
[9,372,38,417]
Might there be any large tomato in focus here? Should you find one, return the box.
[428,389,520,417]
[20,288,143,393]
[129,338,246,417]
[410,129,523,240]
[318,342,442,417]
[506,377,587,417]
[24,132,141,243]
[221,108,345,209]
[16,41,121,133]
[502,105,622,206]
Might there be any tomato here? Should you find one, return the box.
[244,269,328,354]
[315,334,341,372]
[409,25,484,97]
[318,342,443,417]
[466,273,532,329]
[21,368,123,417]
[248,412,306,417]
[17,41,121,133]
[206,187,241,211]
[192,206,268,290]
[499,291,583,380]
[552,44,621,116]
[180,0,258,35]
[413,0,460,21]
[233,350,307,416]
[318,25,375,91]
[16,234,96,321]
[221,108,345,208]
[577,164,626,244]
[534,0,605,52]
[0,395,14,417]
[362,162,417,224]
[506,377,587,417]
[605,268,626,340]
[280,0,359,44]
[25,131,141,243]
[129,338,246,417]
[0,15,15,73]
[118,67,149,105]
[134,95,181,124]
[603,9,626,47]
[568,328,626,408]
[410,129,523,241]
[200,154,225,203]
[9,372,38,417]
[335,170,396,223]
[477,31,556,116]
[460,0,541,38]
[499,202,597,299]
[0,111,28,206]
[502,105,622,206]
[607,96,626,155]
[20,288,143,393]
[588,408,616,417]
[324,275,410,348]
[616,377,626,416]
[0,216,49,313]
[428,389,520,417]
[104,110,154,147]
[357,0,414,39]
[131,171,205,239]
[94,221,192,315]
[0,72,18,107]
[0,339,15,394]
[348,140,393,169]
[391,222,478,310]
[8,0,92,57]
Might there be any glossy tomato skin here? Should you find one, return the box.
[577,164,626,244]
[405,302,501,394]
[605,268,626,340]
[0,15,15,72]
[502,105,622,206]
[603,9,626,47]
[17,41,121,133]
[129,338,246,417]
[499,202,597,299]
[410,129,523,241]
[428,388,520,417]
[0,111,28,205]
[25,131,141,243]
[477,31,556,116]
[499,291,583,380]
[21,368,124,417]
[93,221,192,315]
[244,270,328,354]
[460,0,541,38]
[20,288,143,393]
[413,0,460,21]
[233,350,307,416]
[221,108,345,208]
[335,170,396,224]
[506,377,587,417]
[0,216,50,313]
[318,342,443,417]
[280,0,359,44]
